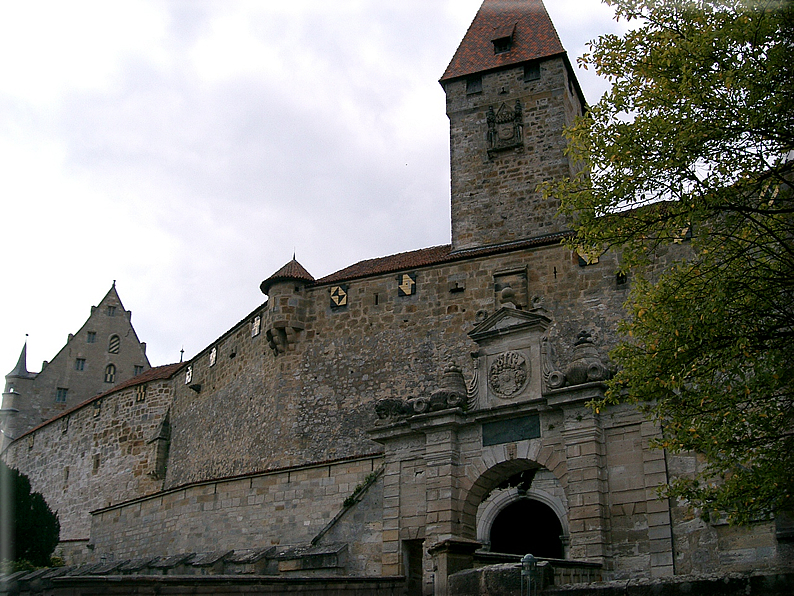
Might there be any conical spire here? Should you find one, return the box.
[260,258,315,295]
[440,0,564,83]
[7,341,36,379]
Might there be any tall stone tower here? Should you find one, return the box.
[440,0,586,251]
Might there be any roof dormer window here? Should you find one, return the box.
[491,23,516,55]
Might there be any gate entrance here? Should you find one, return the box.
[489,498,564,558]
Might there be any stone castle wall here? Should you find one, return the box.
[163,243,631,489]
[90,455,384,575]
[3,378,172,542]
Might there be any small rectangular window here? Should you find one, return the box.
[251,315,261,338]
[524,63,540,81]
[75,358,86,371]
[56,388,68,403]
[87,332,96,343]
[107,306,116,316]
[493,38,512,54]
[135,385,147,403]
[466,76,482,95]
[134,365,143,376]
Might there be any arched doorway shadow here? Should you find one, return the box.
[489,497,565,558]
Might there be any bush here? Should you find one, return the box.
[0,461,60,567]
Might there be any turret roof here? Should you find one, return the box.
[6,342,36,380]
[260,258,315,295]
[440,0,565,83]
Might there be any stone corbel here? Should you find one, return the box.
[266,321,304,356]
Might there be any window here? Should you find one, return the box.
[493,37,512,54]
[92,454,100,473]
[209,347,217,367]
[251,315,261,338]
[185,365,193,385]
[134,365,144,376]
[108,335,120,354]
[524,63,540,82]
[75,358,86,371]
[56,387,68,403]
[104,364,116,383]
[466,76,482,95]
[87,331,96,343]
[107,305,116,316]
[135,384,146,403]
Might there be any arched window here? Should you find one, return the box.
[108,334,120,354]
[104,364,116,383]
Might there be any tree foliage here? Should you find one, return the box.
[545,0,794,523]
[0,461,60,567]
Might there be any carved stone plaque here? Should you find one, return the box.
[488,351,529,398]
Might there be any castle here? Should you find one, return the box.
[2,1,789,594]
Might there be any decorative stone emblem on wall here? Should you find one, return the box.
[375,362,468,421]
[397,272,416,297]
[545,329,612,389]
[330,285,348,308]
[209,347,217,367]
[487,100,523,157]
[489,351,529,398]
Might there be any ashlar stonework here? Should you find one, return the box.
[3,1,790,595]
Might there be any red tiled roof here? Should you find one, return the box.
[11,363,184,441]
[260,258,315,295]
[440,0,565,83]
[314,232,573,285]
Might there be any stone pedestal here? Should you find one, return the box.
[428,537,481,596]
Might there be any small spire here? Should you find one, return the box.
[179,348,184,363]
[8,338,35,379]
[112,279,116,287]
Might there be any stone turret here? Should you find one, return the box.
[260,258,315,355]
[440,0,586,251]
[2,342,36,450]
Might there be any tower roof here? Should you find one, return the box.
[260,258,315,295]
[440,0,565,83]
[7,342,36,380]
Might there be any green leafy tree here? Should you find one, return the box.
[0,461,60,567]
[545,0,793,523]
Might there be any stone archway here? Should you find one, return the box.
[476,484,569,559]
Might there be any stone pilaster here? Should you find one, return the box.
[561,405,611,567]
[641,420,674,577]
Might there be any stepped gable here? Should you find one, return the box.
[260,258,315,295]
[440,0,565,82]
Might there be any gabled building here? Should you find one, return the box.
[3,283,150,449]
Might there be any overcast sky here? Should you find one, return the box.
[1,0,629,374]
